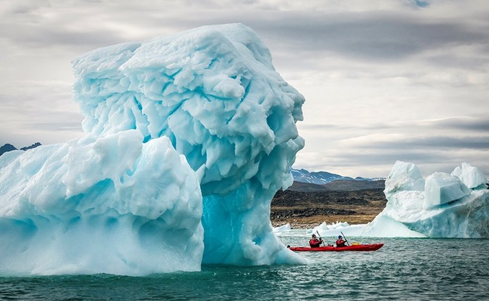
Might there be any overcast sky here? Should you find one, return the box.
[0,0,488,177]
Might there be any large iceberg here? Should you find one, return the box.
[0,24,306,275]
[363,161,489,238]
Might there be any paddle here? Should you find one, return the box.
[340,231,350,246]
[316,230,324,246]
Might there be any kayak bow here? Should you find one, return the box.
[288,243,383,252]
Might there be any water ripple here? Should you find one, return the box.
[0,238,488,300]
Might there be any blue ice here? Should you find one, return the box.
[0,24,305,275]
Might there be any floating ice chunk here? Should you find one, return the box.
[313,221,366,237]
[451,162,487,189]
[315,221,350,231]
[273,223,291,232]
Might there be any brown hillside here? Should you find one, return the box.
[271,186,387,228]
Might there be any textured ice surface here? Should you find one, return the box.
[451,163,488,189]
[364,161,489,238]
[424,172,471,209]
[0,24,305,275]
[0,132,203,275]
[383,161,425,197]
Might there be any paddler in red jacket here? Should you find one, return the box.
[309,234,323,248]
[336,235,347,247]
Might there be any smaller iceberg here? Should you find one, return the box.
[311,221,365,237]
[364,161,489,238]
[273,223,291,233]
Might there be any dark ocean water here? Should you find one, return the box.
[1,235,488,300]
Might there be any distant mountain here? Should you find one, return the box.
[0,142,42,157]
[291,168,383,185]
[20,142,42,151]
[291,168,350,184]
[0,144,17,156]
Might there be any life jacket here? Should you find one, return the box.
[336,239,346,247]
[309,239,321,248]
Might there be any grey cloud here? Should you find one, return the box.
[422,136,489,149]
[152,10,488,74]
[302,116,489,133]
[352,136,489,150]
[0,91,83,140]
[433,117,489,132]
[250,12,489,62]
[0,24,128,51]
[421,51,489,71]
[298,149,456,177]
[300,146,489,177]
[3,3,488,64]
[327,150,453,167]
[301,122,395,132]
[299,123,340,131]
[21,120,83,132]
[0,0,48,15]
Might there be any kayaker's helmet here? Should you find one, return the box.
[338,235,342,239]
[312,234,316,238]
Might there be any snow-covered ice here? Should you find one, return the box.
[273,223,291,233]
[0,24,305,275]
[311,221,366,237]
[451,162,487,189]
[363,161,489,238]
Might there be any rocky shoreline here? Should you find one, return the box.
[270,188,387,229]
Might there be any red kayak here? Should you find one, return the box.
[288,243,383,252]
